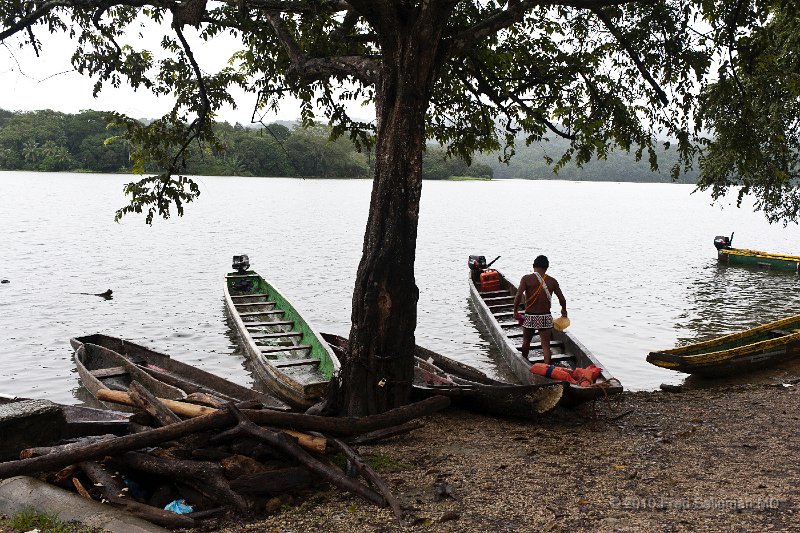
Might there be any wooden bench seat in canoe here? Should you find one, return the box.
[234,301,276,307]
[250,332,303,339]
[245,320,294,328]
[259,345,311,354]
[89,366,128,379]
[483,295,515,303]
[516,341,565,351]
[528,354,574,364]
[480,290,511,297]
[230,293,270,299]
[239,310,286,318]
[272,358,319,368]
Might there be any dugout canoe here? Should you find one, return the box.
[321,333,564,417]
[70,334,290,411]
[224,257,340,410]
[646,313,800,377]
[467,262,622,404]
[714,233,800,272]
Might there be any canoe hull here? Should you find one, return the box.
[468,269,622,404]
[321,333,565,417]
[647,313,800,377]
[71,334,289,411]
[224,271,340,410]
[718,248,800,272]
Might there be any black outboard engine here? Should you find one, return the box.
[468,255,487,273]
[232,254,250,273]
[714,233,734,251]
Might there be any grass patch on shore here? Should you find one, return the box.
[364,452,412,472]
[0,509,96,533]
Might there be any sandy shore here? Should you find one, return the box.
[210,380,799,532]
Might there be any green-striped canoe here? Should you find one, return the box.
[647,313,800,376]
[224,270,340,409]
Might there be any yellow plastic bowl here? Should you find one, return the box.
[553,316,571,331]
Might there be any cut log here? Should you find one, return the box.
[0,396,451,479]
[20,435,116,459]
[114,452,249,512]
[96,389,217,418]
[80,460,196,529]
[222,405,384,507]
[230,466,313,495]
[346,420,424,445]
[128,381,181,427]
[220,454,271,479]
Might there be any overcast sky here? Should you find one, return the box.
[0,22,373,125]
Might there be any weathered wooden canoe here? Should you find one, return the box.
[73,342,188,413]
[224,268,340,410]
[71,334,290,411]
[714,234,800,272]
[321,333,565,417]
[468,265,622,403]
[647,313,800,377]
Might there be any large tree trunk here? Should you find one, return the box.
[340,9,448,416]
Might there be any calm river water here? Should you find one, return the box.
[2,171,800,404]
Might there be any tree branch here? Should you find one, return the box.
[591,7,668,105]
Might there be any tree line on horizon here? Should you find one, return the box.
[0,108,695,183]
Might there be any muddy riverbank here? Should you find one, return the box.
[211,381,799,532]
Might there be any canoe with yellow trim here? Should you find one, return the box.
[647,313,800,376]
[714,234,800,272]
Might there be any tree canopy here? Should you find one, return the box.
[2,0,798,414]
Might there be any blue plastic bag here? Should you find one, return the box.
[164,499,193,514]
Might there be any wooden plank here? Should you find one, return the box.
[494,311,515,319]
[231,293,269,299]
[239,310,286,318]
[89,366,128,379]
[507,331,524,338]
[251,332,302,339]
[483,296,514,303]
[272,358,319,368]
[517,341,565,351]
[234,301,276,307]
[488,303,513,310]
[225,274,257,279]
[259,344,311,354]
[500,322,520,328]
[480,290,510,297]
[245,320,294,327]
[528,354,574,364]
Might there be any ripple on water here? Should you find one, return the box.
[2,173,800,401]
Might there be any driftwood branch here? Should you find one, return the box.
[224,404,385,506]
[0,396,450,479]
[328,437,402,519]
[128,381,182,426]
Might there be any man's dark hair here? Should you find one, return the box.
[533,255,549,269]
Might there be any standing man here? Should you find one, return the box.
[512,255,568,364]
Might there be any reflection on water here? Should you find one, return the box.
[3,171,800,403]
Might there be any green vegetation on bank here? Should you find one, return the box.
[0,108,698,183]
[0,108,491,180]
[0,509,97,533]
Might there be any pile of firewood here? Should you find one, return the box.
[0,382,450,529]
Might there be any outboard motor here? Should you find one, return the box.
[232,254,250,273]
[714,233,734,251]
[468,255,487,273]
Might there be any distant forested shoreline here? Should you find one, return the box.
[0,108,695,183]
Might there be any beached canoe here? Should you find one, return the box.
[71,334,290,411]
[647,313,800,377]
[74,342,188,413]
[467,261,622,403]
[224,260,340,410]
[714,234,800,272]
[321,333,565,417]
